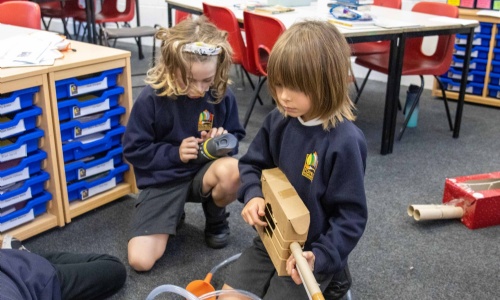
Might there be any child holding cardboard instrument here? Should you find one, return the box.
[222,21,368,299]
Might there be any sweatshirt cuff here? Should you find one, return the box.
[168,146,182,164]
[243,185,264,204]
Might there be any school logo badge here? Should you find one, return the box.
[302,151,318,181]
[198,109,214,131]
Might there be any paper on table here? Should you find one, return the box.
[373,19,421,28]
[429,16,478,26]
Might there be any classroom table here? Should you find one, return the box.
[165,0,478,155]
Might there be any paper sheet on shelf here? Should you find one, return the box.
[0,33,66,68]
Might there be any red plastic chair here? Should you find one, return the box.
[40,0,84,39]
[354,1,458,140]
[242,10,285,128]
[202,3,264,107]
[73,0,135,38]
[0,1,41,29]
[175,10,191,24]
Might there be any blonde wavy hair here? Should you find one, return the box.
[267,20,356,130]
[146,16,233,103]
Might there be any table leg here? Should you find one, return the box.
[380,34,404,155]
[167,4,173,28]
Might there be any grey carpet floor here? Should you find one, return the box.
[23,42,500,300]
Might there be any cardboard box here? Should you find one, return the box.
[443,171,500,229]
[257,168,310,276]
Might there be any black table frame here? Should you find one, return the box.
[166,3,476,155]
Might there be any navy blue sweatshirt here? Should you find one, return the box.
[123,86,245,189]
[238,109,368,275]
[0,249,61,300]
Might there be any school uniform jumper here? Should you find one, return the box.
[238,109,368,276]
[123,86,245,189]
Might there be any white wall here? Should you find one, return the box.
[47,0,446,89]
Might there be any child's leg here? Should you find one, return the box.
[201,157,240,206]
[223,236,276,298]
[128,183,190,271]
[128,234,169,271]
[191,157,239,248]
[41,252,126,300]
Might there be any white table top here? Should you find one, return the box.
[166,0,478,37]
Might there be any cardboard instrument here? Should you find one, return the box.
[408,171,500,229]
[258,168,325,300]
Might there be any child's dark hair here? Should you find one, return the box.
[146,16,233,103]
[267,21,355,129]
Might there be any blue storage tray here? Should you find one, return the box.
[65,146,123,182]
[0,129,44,163]
[439,77,483,95]
[456,33,490,47]
[0,171,49,209]
[67,164,129,202]
[0,106,42,139]
[0,150,47,187]
[58,86,124,121]
[491,60,500,73]
[62,126,125,163]
[488,85,500,98]
[476,22,493,35]
[489,72,500,85]
[55,68,123,99]
[0,191,51,232]
[453,45,488,59]
[59,106,125,142]
[446,68,485,83]
[0,86,39,115]
[450,56,488,71]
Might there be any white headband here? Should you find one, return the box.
[182,42,222,56]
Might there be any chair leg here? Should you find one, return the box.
[398,76,424,141]
[434,75,454,131]
[243,77,267,129]
[242,69,264,105]
[354,69,372,104]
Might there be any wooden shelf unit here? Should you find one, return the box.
[432,8,500,108]
[0,36,138,242]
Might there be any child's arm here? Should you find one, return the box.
[237,111,280,205]
[311,128,368,275]
[123,90,185,171]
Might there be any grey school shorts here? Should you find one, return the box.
[129,161,214,239]
[225,236,333,300]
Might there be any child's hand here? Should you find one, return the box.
[241,197,267,227]
[286,251,316,285]
[179,136,200,163]
[200,127,228,140]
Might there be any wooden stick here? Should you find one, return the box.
[290,242,325,300]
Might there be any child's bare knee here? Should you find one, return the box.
[128,254,155,272]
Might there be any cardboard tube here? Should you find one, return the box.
[407,204,439,217]
[413,205,464,221]
[290,242,325,300]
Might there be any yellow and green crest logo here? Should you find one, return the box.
[302,151,318,181]
[198,109,213,131]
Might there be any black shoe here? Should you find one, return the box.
[323,264,352,300]
[2,235,30,252]
[204,212,230,249]
[194,133,238,164]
